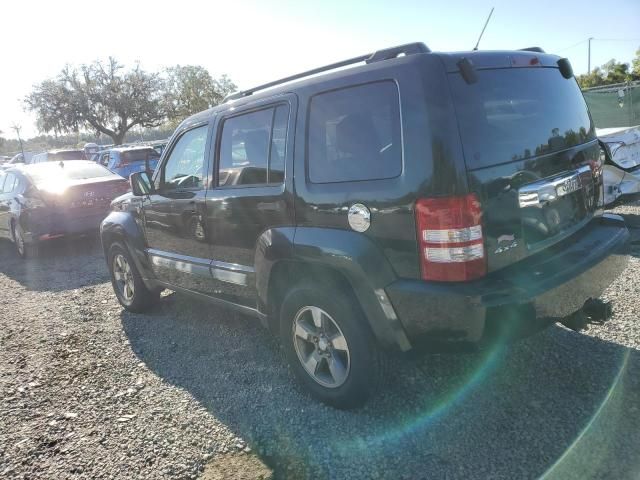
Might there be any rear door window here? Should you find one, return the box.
[217,104,290,186]
[449,68,595,169]
[307,81,402,183]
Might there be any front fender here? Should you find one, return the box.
[100,211,156,287]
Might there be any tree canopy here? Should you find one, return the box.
[576,48,640,89]
[24,58,236,145]
[163,65,236,124]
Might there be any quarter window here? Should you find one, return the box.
[308,81,402,183]
[218,104,289,186]
[161,125,208,191]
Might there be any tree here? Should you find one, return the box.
[163,65,236,122]
[25,58,167,145]
[576,51,640,89]
[632,47,640,78]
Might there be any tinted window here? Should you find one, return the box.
[0,172,6,192]
[49,150,85,161]
[218,105,289,186]
[449,68,595,168]
[162,125,208,191]
[122,149,160,164]
[308,81,402,183]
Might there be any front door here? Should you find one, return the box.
[142,122,215,294]
[205,97,296,307]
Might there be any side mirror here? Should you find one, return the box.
[130,171,154,196]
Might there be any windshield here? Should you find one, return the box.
[27,162,114,187]
[449,68,595,169]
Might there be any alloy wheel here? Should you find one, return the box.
[113,254,135,303]
[292,306,351,388]
[13,224,25,257]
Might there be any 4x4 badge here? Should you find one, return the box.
[348,204,371,232]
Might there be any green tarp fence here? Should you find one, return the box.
[583,82,640,128]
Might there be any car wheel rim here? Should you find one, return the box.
[292,306,351,389]
[13,225,25,256]
[113,254,135,303]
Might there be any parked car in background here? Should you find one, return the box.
[0,161,129,258]
[30,149,86,164]
[147,140,169,157]
[3,152,35,167]
[598,125,640,205]
[83,142,100,160]
[96,146,160,179]
[102,42,629,408]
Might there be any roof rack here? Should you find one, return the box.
[224,42,430,102]
[519,47,546,53]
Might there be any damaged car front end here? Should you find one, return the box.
[598,125,640,205]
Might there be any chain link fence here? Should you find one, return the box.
[583,81,640,128]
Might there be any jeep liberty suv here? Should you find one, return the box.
[102,42,630,408]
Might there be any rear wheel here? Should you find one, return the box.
[11,222,38,259]
[108,242,159,312]
[280,284,386,409]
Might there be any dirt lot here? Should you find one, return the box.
[1,205,639,479]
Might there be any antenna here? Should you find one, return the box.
[473,7,495,51]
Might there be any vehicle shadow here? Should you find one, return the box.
[0,234,109,292]
[121,294,640,480]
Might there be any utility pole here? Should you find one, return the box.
[11,124,25,161]
[587,37,594,74]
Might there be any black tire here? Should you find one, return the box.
[11,222,38,259]
[107,242,159,313]
[280,283,387,409]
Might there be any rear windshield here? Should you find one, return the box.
[122,148,160,163]
[49,150,85,161]
[27,162,113,186]
[449,68,595,169]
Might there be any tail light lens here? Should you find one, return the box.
[415,194,486,282]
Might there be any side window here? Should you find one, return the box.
[218,104,289,187]
[3,174,16,193]
[308,81,402,183]
[161,125,208,191]
[101,153,110,167]
[0,173,6,192]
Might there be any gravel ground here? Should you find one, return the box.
[0,205,639,480]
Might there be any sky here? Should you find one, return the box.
[1,0,639,140]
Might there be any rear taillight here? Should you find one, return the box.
[415,194,486,282]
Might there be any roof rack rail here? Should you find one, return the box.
[519,47,545,53]
[224,42,430,102]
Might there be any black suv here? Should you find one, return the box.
[101,42,630,408]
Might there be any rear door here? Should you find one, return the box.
[448,65,602,272]
[204,96,296,307]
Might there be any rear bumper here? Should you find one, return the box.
[25,210,110,242]
[385,214,630,349]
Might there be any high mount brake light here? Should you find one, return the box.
[415,194,487,282]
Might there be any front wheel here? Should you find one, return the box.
[107,242,159,312]
[280,284,387,409]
